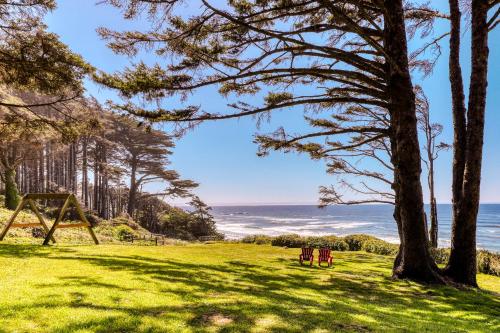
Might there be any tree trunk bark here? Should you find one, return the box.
[4,168,20,210]
[445,0,489,287]
[429,197,438,248]
[384,0,442,283]
[82,138,89,207]
[127,160,138,216]
[429,158,438,248]
[93,145,99,212]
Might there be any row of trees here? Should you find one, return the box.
[0,0,89,209]
[96,0,499,286]
[0,92,196,220]
[0,1,220,241]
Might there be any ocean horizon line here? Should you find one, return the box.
[200,202,500,207]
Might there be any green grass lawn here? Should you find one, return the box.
[0,243,498,333]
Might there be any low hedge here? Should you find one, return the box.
[241,234,273,245]
[477,250,500,276]
[429,248,499,276]
[362,239,399,256]
[305,236,349,251]
[344,234,379,251]
[271,234,306,248]
[430,247,450,265]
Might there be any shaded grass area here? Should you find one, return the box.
[0,243,498,332]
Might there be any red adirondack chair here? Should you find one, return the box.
[318,248,333,267]
[299,247,314,266]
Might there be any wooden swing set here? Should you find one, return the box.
[0,193,99,245]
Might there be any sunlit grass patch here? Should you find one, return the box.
[0,243,498,332]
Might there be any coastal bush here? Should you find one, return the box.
[44,206,101,225]
[477,250,500,276]
[254,236,272,245]
[271,234,306,248]
[241,234,273,244]
[430,247,450,264]
[362,239,399,256]
[306,236,349,251]
[114,225,137,241]
[158,207,224,241]
[344,234,379,251]
[241,235,256,243]
[429,248,499,276]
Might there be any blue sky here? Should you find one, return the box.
[45,1,500,205]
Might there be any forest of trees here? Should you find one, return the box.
[0,1,222,241]
[0,0,498,287]
[0,90,204,229]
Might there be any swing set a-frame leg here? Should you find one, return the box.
[43,196,71,246]
[27,199,56,244]
[42,195,99,245]
[0,199,26,241]
[71,195,99,245]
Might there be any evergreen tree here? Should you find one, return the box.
[444,0,498,286]
[416,87,450,249]
[0,95,55,208]
[109,115,197,216]
[97,0,445,282]
[0,1,91,108]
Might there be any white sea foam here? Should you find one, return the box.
[212,205,500,251]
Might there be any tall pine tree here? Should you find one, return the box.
[97,0,446,282]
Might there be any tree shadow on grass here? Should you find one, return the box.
[0,243,77,258]
[39,260,500,330]
[1,245,499,332]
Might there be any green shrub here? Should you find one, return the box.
[477,250,500,276]
[344,234,379,251]
[271,234,306,248]
[270,234,349,250]
[254,235,273,244]
[241,234,273,244]
[362,239,399,256]
[430,247,450,265]
[241,235,256,243]
[158,207,224,241]
[306,236,349,251]
[429,248,499,276]
[44,206,100,225]
[114,225,137,241]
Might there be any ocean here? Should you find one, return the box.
[211,204,500,252]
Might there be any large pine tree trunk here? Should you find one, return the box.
[39,149,45,193]
[445,0,489,286]
[93,146,99,212]
[99,146,109,219]
[4,168,20,210]
[127,161,138,216]
[82,138,89,207]
[384,0,442,283]
[448,0,467,226]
